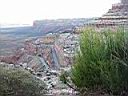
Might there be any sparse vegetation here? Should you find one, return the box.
[71,27,128,96]
[0,63,46,96]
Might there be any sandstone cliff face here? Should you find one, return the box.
[77,0,128,32]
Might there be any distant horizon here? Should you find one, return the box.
[0,17,97,25]
[0,0,120,24]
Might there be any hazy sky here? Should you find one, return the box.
[0,0,120,24]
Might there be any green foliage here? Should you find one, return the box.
[59,71,69,84]
[0,64,46,96]
[60,72,67,84]
[71,28,128,95]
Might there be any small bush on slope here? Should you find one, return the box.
[0,63,46,96]
[71,28,128,95]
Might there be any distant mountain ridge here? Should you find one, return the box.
[33,18,95,34]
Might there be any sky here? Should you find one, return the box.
[0,0,120,24]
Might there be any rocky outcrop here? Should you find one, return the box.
[75,0,128,33]
[0,51,23,64]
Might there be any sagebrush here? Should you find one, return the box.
[0,63,46,96]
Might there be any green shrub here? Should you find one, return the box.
[0,63,46,96]
[71,28,128,95]
[59,71,69,84]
